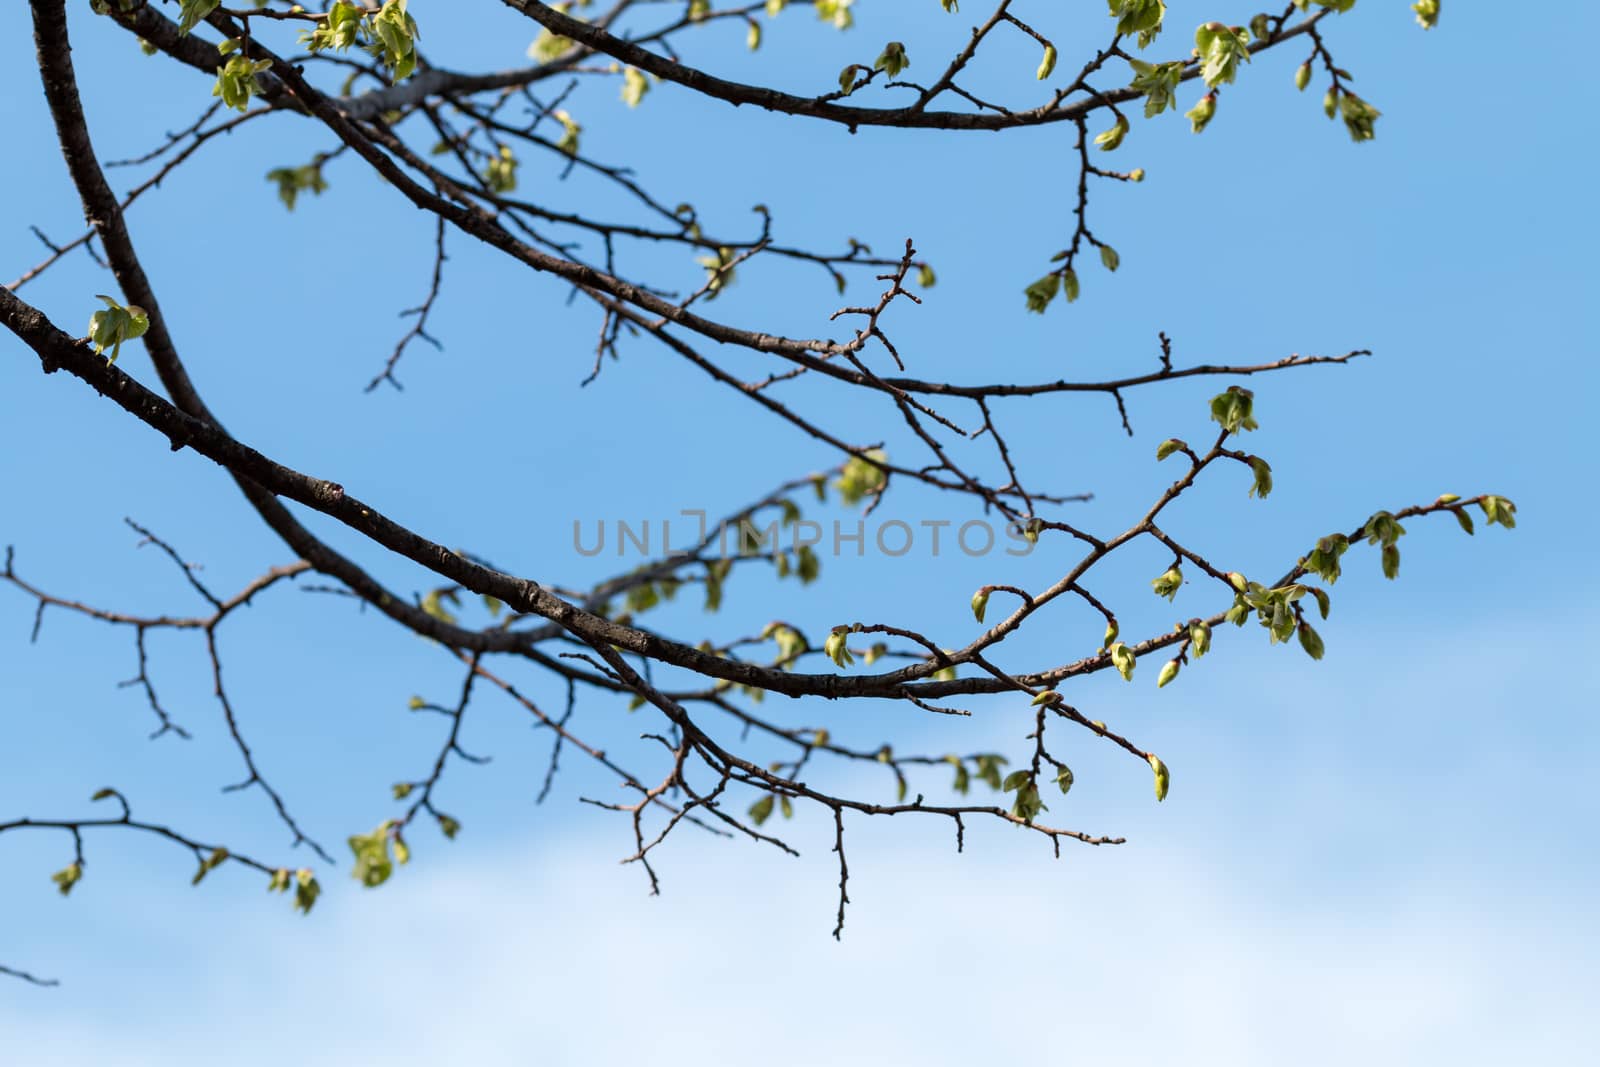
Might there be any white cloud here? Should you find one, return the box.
[2,826,1591,1066]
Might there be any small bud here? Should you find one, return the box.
[1148,754,1170,802]
[1294,62,1311,92]
[971,589,990,624]
[1036,44,1057,81]
[1156,659,1180,689]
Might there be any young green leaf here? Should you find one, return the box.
[1151,565,1183,602]
[1209,386,1257,433]
[1110,641,1137,681]
[1297,621,1325,660]
[1248,456,1273,499]
[51,862,83,897]
[1185,91,1217,133]
[1095,115,1130,152]
[874,41,909,78]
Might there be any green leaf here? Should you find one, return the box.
[1480,495,1517,528]
[266,160,330,211]
[620,66,651,108]
[51,862,83,897]
[975,754,1007,791]
[213,53,272,113]
[1305,534,1350,584]
[1127,57,1183,116]
[191,847,229,886]
[1297,622,1325,660]
[873,41,909,78]
[1094,115,1130,152]
[1010,783,1045,823]
[748,794,776,826]
[1194,22,1251,88]
[1363,511,1406,547]
[824,628,854,668]
[1110,641,1137,681]
[1209,386,1257,433]
[348,823,396,888]
[293,869,321,915]
[1024,272,1061,313]
[815,0,855,29]
[85,294,149,365]
[1185,91,1217,134]
[1338,93,1381,142]
[1150,565,1183,601]
[485,146,519,193]
[1248,456,1273,499]
[177,0,220,36]
[1108,0,1167,49]
[553,109,582,156]
[834,449,888,506]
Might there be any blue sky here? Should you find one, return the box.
[1,2,1595,1061]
